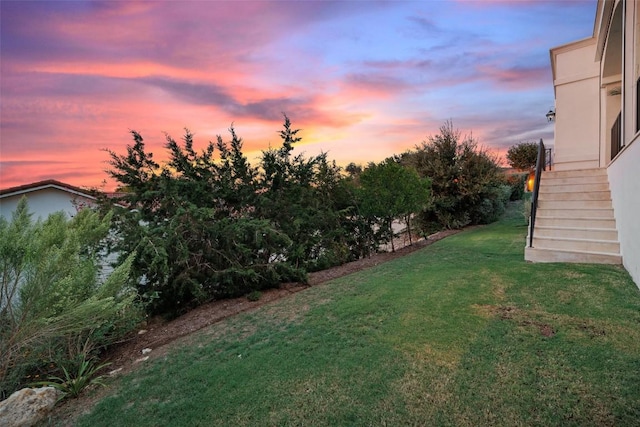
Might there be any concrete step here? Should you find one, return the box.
[540,175,609,185]
[531,236,620,253]
[538,182,611,193]
[525,247,622,264]
[542,168,607,178]
[527,167,620,265]
[540,169,609,186]
[536,208,614,218]
[534,226,618,240]
[538,199,613,210]
[535,216,617,229]
[538,191,612,201]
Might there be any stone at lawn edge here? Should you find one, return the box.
[0,387,62,427]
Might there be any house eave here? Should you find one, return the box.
[0,180,98,201]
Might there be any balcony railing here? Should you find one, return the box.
[611,112,623,159]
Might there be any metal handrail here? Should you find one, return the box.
[528,139,546,248]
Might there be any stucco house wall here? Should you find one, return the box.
[608,140,640,285]
[549,0,639,287]
[551,38,601,171]
[0,180,96,220]
[607,0,640,287]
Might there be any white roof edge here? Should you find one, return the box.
[0,183,97,200]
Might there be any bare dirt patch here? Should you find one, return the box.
[494,305,556,337]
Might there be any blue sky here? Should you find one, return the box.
[0,0,596,190]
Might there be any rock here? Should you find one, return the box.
[134,356,149,363]
[108,367,123,376]
[138,329,148,335]
[141,348,152,355]
[0,387,62,427]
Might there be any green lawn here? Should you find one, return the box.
[76,204,640,426]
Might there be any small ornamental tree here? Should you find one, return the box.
[359,159,430,251]
[506,141,538,171]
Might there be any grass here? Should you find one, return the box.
[74,203,640,426]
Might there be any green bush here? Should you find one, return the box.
[506,173,527,201]
[247,291,262,302]
[523,193,532,223]
[104,122,310,316]
[471,184,512,224]
[359,159,430,252]
[403,121,504,232]
[0,199,141,399]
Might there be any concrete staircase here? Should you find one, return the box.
[525,168,622,264]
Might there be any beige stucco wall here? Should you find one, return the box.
[549,0,639,288]
[552,39,602,171]
[606,0,640,288]
[608,139,640,288]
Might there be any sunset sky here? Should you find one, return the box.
[1,0,595,191]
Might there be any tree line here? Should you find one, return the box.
[1,117,525,398]
[101,117,516,316]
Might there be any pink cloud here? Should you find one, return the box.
[475,64,550,90]
[342,73,413,99]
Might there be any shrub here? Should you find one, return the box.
[506,142,538,171]
[403,121,503,232]
[523,193,532,223]
[359,159,430,251]
[256,117,372,269]
[470,184,512,224]
[104,122,307,316]
[247,291,262,302]
[0,198,141,399]
[505,173,527,201]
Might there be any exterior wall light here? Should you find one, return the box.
[546,109,556,122]
[526,171,535,192]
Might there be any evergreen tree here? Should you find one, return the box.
[104,126,304,316]
[256,116,356,270]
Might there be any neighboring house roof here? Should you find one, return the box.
[0,179,98,200]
